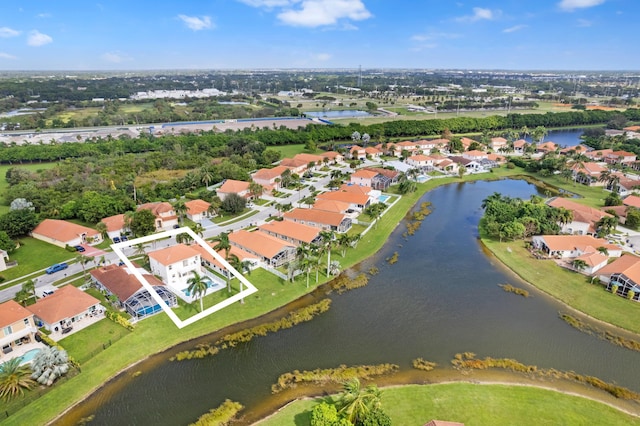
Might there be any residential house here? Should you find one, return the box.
[536,141,559,153]
[364,167,400,185]
[436,158,458,174]
[560,144,590,156]
[229,229,296,267]
[460,137,477,151]
[585,148,613,161]
[513,139,528,154]
[279,157,308,174]
[284,208,352,233]
[258,220,322,246]
[532,234,620,261]
[350,169,393,190]
[101,214,126,241]
[490,137,508,151]
[0,300,37,357]
[407,154,435,169]
[349,145,366,160]
[185,199,212,222]
[615,175,640,197]
[623,195,640,209]
[321,151,344,164]
[217,179,251,201]
[90,264,177,320]
[395,141,418,155]
[316,190,371,212]
[571,162,607,186]
[450,156,483,172]
[597,254,640,301]
[149,244,203,291]
[137,202,178,231]
[293,153,326,166]
[192,243,259,280]
[251,165,290,190]
[605,150,637,166]
[27,285,102,334]
[462,150,489,161]
[416,138,448,153]
[364,146,382,160]
[547,197,614,235]
[31,219,102,248]
[312,199,352,214]
[0,249,9,272]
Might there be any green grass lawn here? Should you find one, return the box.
[60,318,131,365]
[0,238,75,283]
[270,144,307,159]
[257,383,640,426]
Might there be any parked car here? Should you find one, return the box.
[45,263,68,274]
[120,235,128,241]
[74,245,85,252]
[113,236,121,243]
[42,290,55,297]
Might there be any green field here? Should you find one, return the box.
[0,237,75,283]
[257,383,640,426]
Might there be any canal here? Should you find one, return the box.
[57,179,640,425]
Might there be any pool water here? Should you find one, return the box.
[378,195,391,203]
[21,348,41,363]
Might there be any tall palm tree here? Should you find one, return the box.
[95,221,109,241]
[172,200,187,225]
[200,165,214,188]
[248,180,264,201]
[319,230,336,277]
[0,357,34,401]
[337,233,352,258]
[189,222,205,238]
[336,378,383,425]
[226,253,252,299]
[30,346,70,387]
[75,254,91,280]
[186,271,208,312]
[296,243,313,288]
[211,232,231,259]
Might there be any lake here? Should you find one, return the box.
[526,128,585,147]
[56,179,640,425]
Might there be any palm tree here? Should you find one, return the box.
[176,232,193,245]
[0,357,34,401]
[596,215,618,237]
[226,253,252,299]
[123,211,135,234]
[337,233,352,258]
[200,165,214,188]
[189,222,204,238]
[186,271,208,312]
[328,260,342,276]
[572,259,588,271]
[248,180,264,201]
[30,346,70,387]
[95,221,109,241]
[211,232,231,259]
[296,243,314,288]
[319,230,336,277]
[172,200,187,225]
[75,254,91,280]
[133,243,149,266]
[336,378,383,425]
[531,126,548,143]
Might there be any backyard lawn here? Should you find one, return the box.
[0,237,75,283]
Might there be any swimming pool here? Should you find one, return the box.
[20,348,41,364]
[378,195,391,203]
[416,175,429,183]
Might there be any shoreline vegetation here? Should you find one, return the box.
[9,165,640,425]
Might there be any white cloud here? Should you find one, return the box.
[312,52,331,61]
[177,14,213,31]
[576,18,592,27]
[0,52,17,60]
[456,7,498,22]
[27,30,52,46]
[558,0,605,11]
[277,0,372,27]
[238,0,294,7]
[36,13,52,18]
[0,27,21,38]
[102,52,132,63]
[411,32,461,42]
[503,24,528,33]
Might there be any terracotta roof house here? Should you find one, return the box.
[585,148,613,161]
[251,165,290,190]
[192,242,258,279]
[149,244,201,283]
[532,235,620,274]
[27,285,102,335]
[597,254,640,301]
[101,214,126,240]
[364,167,400,184]
[0,300,37,358]
[229,229,296,267]
[513,139,528,153]
[407,154,435,168]
[605,150,637,165]
[436,158,458,173]
[316,190,371,212]
[321,151,344,164]
[462,150,488,161]
[217,179,251,201]
[280,157,309,174]
[350,169,393,190]
[137,202,178,231]
[490,137,508,151]
[293,153,325,165]
[560,144,590,155]
[185,199,212,222]
[460,137,477,151]
[258,220,322,246]
[31,219,102,248]
[571,162,608,186]
[536,141,559,153]
[487,153,506,163]
[364,146,382,159]
[450,156,483,172]
[339,183,373,196]
[312,199,352,214]
[349,145,366,160]
[615,175,640,197]
[284,208,352,233]
[91,264,177,320]
[623,195,640,209]
[547,197,613,235]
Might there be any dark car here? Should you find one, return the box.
[113,236,121,243]
[74,245,85,252]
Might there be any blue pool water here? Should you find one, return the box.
[416,175,429,183]
[378,195,391,203]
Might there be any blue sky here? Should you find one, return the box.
[0,0,636,71]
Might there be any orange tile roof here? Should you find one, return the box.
[465,150,487,157]
[317,191,369,205]
[364,167,399,179]
[610,150,636,157]
[252,165,290,181]
[396,141,416,147]
[364,147,381,154]
[148,244,201,266]
[351,169,379,179]
[491,137,508,143]
[322,151,342,159]
[548,197,611,225]
[487,153,505,162]
[537,141,558,150]
[32,219,100,243]
[190,243,256,271]
[409,154,431,162]
[572,162,607,175]
[284,208,347,227]
[137,201,174,216]
[460,137,477,147]
[538,235,618,252]
[90,264,165,302]
[27,285,100,324]
[350,145,365,152]
[229,229,294,259]
[101,214,125,233]
[218,179,250,194]
[339,183,371,195]
[293,153,325,163]
[623,195,640,209]
[623,126,640,132]
[0,300,32,328]
[597,254,640,280]
[313,199,351,213]
[185,199,211,215]
[258,220,320,244]
[513,139,527,148]
[575,251,608,268]
[280,157,308,168]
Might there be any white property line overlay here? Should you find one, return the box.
[111,227,258,329]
